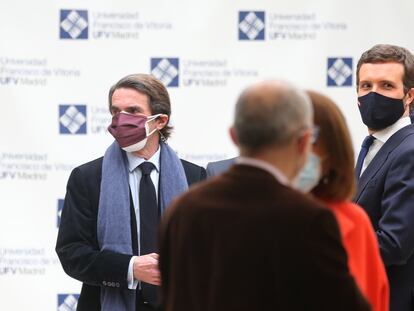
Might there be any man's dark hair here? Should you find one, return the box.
[357,44,414,94]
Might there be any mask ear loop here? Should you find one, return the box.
[148,114,168,142]
[147,113,163,121]
[146,114,167,139]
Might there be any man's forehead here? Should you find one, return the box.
[359,62,404,80]
[113,87,148,98]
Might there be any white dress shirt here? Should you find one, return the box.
[125,147,161,289]
[361,117,411,175]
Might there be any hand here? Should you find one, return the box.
[133,253,161,286]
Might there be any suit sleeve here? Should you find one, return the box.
[55,167,132,288]
[378,147,414,265]
[181,160,206,185]
[303,210,371,311]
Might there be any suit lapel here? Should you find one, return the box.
[355,125,414,201]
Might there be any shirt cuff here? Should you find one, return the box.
[127,256,139,289]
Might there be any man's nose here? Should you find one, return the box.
[371,84,379,93]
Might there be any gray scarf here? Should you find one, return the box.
[97,141,188,311]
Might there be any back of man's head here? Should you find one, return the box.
[233,80,312,153]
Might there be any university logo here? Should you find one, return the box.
[57,199,64,227]
[60,10,88,39]
[327,57,353,87]
[59,105,87,134]
[238,11,265,40]
[58,294,79,311]
[151,58,179,87]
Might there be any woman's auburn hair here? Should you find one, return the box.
[308,90,356,201]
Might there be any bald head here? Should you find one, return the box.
[233,80,313,151]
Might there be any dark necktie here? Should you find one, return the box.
[138,161,158,306]
[355,135,375,179]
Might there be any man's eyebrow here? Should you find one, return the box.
[127,105,144,111]
[111,104,144,111]
[379,79,397,84]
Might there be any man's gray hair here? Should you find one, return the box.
[234,80,313,150]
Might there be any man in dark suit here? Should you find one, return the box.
[159,80,370,311]
[56,74,206,311]
[206,157,236,176]
[354,44,414,311]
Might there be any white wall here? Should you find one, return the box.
[1,0,413,309]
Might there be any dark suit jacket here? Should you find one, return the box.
[206,157,236,177]
[159,164,370,311]
[56,156,206,311]
[355,124,414,311]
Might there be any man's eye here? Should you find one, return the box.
[383,83,393,89]
[127,108,140,114]
[359,83,371,89]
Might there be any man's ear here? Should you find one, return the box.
[297,130,311,155]
[406,88,414,105]
[229,127,239,147]
[156,114,169,130]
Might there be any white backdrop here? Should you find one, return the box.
[1,0,414,309]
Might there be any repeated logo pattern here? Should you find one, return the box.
[57,199,64,227]
[60,10,88,39]
[57,294,79,311]
[59,105,87,134]
[327,57,353,87]
[150,58,180,87]
[238,11,265,40]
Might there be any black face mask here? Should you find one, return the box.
[358,92,405,130]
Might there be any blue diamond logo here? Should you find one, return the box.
[60,10,88,39]
[327,57,353,87]
[59,105,87,134]
[239,11,265,40]
[150,58,179,87]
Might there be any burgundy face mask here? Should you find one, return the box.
[108,112,159,152]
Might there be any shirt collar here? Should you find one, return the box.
[372,117,411,144]
[126,146,161,173]
[235,156,289,186]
